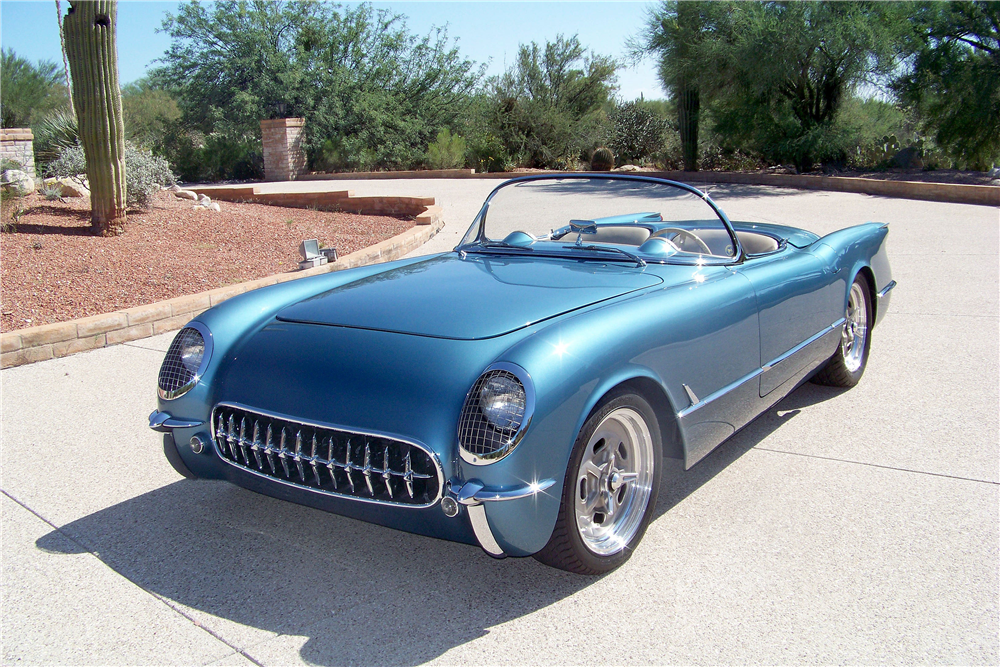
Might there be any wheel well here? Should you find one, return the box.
[604,377,684,461]
[856,265,877,321]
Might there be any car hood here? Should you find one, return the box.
[276,253,663,340]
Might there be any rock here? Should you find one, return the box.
[615,164,641,172]
[988,167,1000,178]
[175,190,198,200]
[198,194,211,204]
[1,169,34,193]
[41,177,88,198]
[891,146,923,169]
[208,202,221,212]
[167,184,182,192]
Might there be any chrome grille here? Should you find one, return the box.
[158,327,206,399]
[212,405,441,507]
[458,370,526,461]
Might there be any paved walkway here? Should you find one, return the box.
[2,181,997,665]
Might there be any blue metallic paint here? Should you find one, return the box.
[154,175,894,561]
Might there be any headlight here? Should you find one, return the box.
[158,322,213,400]
[458,362,535,465]
[479,374,524,430]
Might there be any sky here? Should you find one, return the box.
[0,0,666,100]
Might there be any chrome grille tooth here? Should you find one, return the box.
[343,439,355,492]
[238,417,249,464]
[403,452,415,499]
[264,424,277,473]
[324,437,338,489]
[212,406,440,506]
[382,446,393,498]
[215,415,228,453]
[362,443,375,496]
[251,420,264,469]
[310,434,322,486]
[278,428,291,478]
[226,414,237,459]
[294,430,306,482]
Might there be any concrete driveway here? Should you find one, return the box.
[2,180,997,665]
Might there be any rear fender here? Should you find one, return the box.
[811,223,892,327]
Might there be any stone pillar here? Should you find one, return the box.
[261,117,307,181]
[0,128,36,180]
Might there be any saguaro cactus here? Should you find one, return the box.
[63,0,126,236]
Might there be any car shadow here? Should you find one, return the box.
[35,382,845,665]
[654,382,848,520]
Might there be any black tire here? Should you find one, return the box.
[534,390,662,574]
[812,275,873,387]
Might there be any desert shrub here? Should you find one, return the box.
[39,182,64,200]
[48,142,175,208]
[0,158,23,172]
[426,128,467,170]
[606,102,669,165]
[157,125,262,182]
[33,109,79,165]
[125,143,176,206]
[0,187,25,232]
[466,133,515,173]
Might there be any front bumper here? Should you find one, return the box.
[151,409,556,558]
[446,478,556,558]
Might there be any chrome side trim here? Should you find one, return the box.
[682,383,699,406]
[212,402,445,509]
[677,318,845,420]
[677,367,762,420]
[877,280,897,299]
[761,318,845,373]
[467,504,505,558]
[148,410,205,432]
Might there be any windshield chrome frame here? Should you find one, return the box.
[455,173,744,264]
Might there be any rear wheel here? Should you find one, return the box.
[534,391,662,574]
[812,276,872,387]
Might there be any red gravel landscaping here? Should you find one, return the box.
[0,191,414,333]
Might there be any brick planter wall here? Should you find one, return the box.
[1,128,35,181]
[191,186,444,224]
[261,118,307,181]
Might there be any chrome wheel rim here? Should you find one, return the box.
[574,407,654,556]
[842,282,868,372]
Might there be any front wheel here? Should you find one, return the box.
[812,276,872,387]
[534,391,662,574]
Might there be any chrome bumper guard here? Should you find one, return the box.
[877,280,897,299]
[447,478,556,558]
[149,410,204,432]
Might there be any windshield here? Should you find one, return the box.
[458,176,739,263]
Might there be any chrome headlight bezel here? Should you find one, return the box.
[157,321,214,400]
[457,362,535,465]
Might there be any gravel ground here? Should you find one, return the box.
[0,191,413,332]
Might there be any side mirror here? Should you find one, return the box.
[569,219,597,245]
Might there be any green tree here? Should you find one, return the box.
[894,1,1000,169]
[485,35,617,168]
[154,0,482,172]
[63,0,128,236]
[639,1,909,171]
[121,78,181,148]
[637,1,720,170]
[0,49,69,128]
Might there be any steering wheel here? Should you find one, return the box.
[649,227,712,255]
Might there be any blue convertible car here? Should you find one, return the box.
[150,175,894,574]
